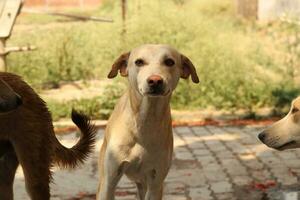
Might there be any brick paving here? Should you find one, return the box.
[14,125,300,199]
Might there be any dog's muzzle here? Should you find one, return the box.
[146,75,165,96]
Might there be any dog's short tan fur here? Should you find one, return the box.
[259,96,300,150]
[97,44,199,200]
[0,72,97,200]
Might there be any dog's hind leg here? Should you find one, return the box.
[13,140,51,200]
[19,155,51,200]
[0,142,19,200]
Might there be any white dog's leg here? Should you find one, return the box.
[144,170,163,200]
[97,156,129,200]
[145,185,163,200]
[136,182,147,200]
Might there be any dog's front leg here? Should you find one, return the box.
[145,185,163,200]
[136,181,147,200]
[97,152,129,200]
[144,170,164,200]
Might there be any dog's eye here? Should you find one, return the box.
[164,58,175,67]
[292,107,299,114]
[135,59,145,67]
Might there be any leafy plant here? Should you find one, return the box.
[48,83,125,120]
[6,0,300,120]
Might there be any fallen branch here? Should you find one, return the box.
[22,9,113,23]
[0,45,37,56]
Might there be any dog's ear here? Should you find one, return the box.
[180,54,199,83]
[108,52,130,79]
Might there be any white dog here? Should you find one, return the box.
[97,44,199,200]
[259,96,300,150]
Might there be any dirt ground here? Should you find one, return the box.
[40,80,111,102]
[14,125,300,200]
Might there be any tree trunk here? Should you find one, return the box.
[236,0,258,19]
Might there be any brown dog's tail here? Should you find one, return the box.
[53,109,97,168]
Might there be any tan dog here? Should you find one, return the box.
[0,72,96,200]
[97,44,199,200]
[259,96,300,150]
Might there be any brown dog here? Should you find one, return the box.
[0,72,97,200]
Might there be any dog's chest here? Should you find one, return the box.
[125,118,172,167]
[125,141,169,179]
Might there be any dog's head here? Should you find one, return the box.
[108,44,199,97]
[0,79,22,113]
[258,96,300,150]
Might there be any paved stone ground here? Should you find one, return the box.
[14,125,300,200]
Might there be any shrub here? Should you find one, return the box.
[48,83,125,120]
[6,0,300,119]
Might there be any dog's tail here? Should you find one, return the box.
[53,109,97,168]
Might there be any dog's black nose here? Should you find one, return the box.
[147,75,163,87]
[147,75,164,95]
[258,132,266,142]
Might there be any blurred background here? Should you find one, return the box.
[4,1,300,199]
[3,0,300,122]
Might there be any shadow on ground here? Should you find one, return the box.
[13,125,300,200]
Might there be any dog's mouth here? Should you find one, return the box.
[275,140,297,151]
[146,89,170,97]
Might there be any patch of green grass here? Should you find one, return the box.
[6,0,300,119]
[48,83,125,120]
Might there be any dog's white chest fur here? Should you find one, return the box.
[125,141,165,180]
[104,95,173,182]
[108,118,173,181]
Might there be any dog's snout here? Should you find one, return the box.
[258,132,266,142]
[146,75,165,95]
[147,75,163,86]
